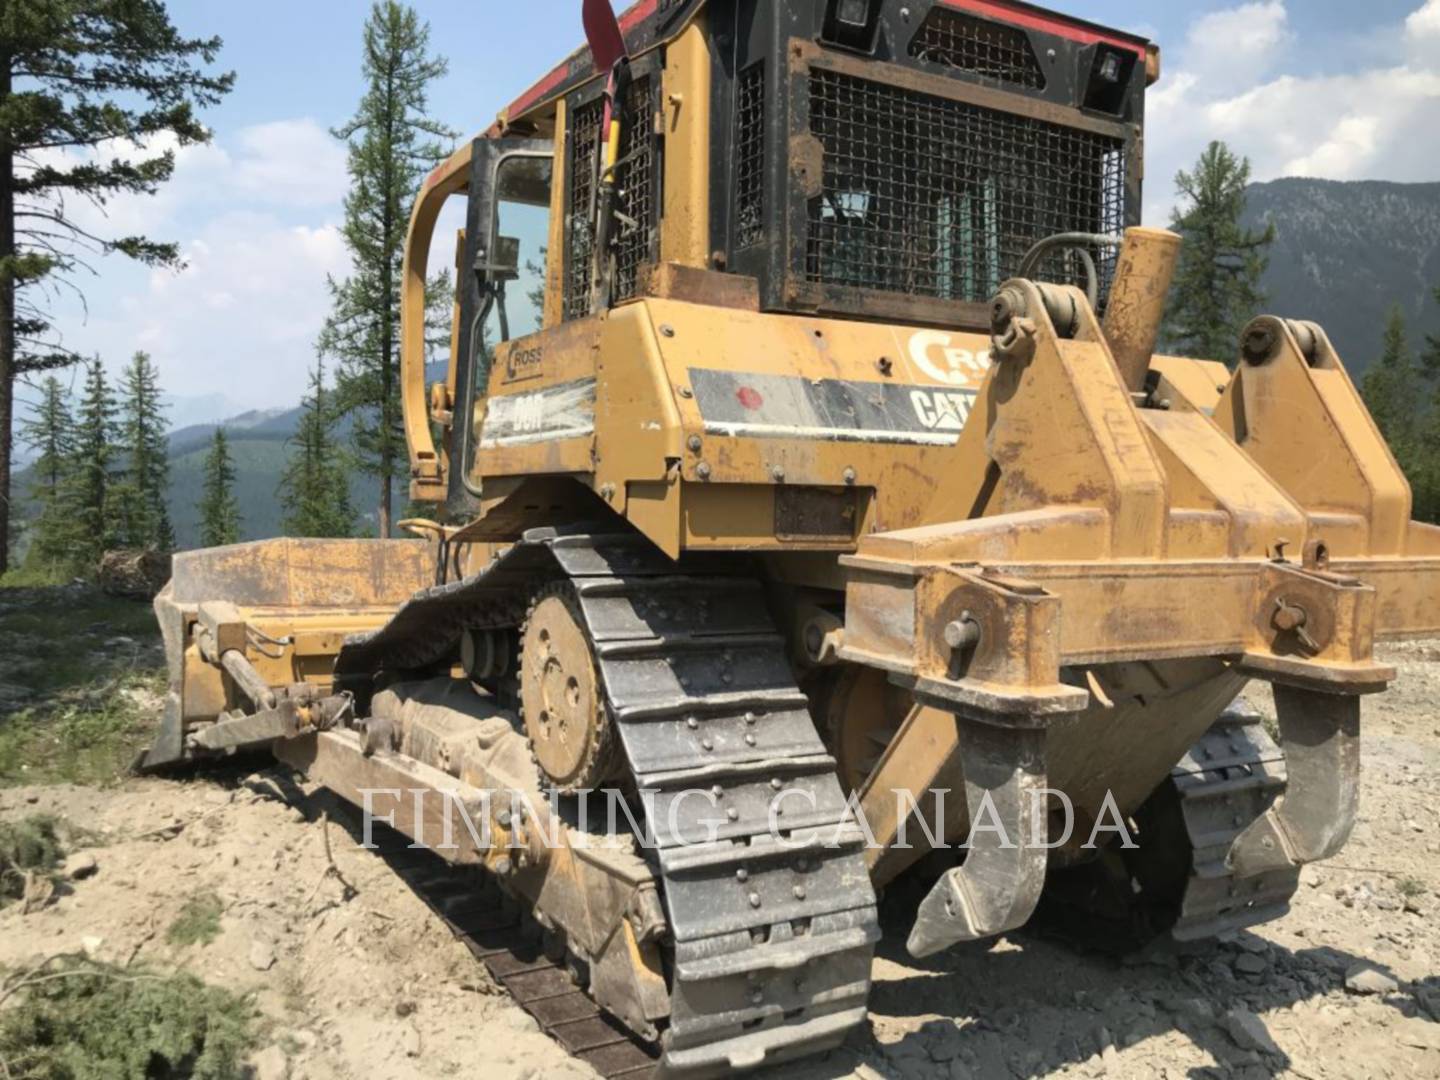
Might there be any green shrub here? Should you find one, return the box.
[166,893,225,949]
[0,815,66,910]
[0,957,256,1079]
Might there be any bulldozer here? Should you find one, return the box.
[143,0,1440,1075]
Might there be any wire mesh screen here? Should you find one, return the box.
[734,63,767,249]
[613,75,656,304]
[563,76,656,321]
[804,68,1127,305]
[908,7,1046,89]
[564,97,603,321]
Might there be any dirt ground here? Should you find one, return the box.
[2,640,1439,1079]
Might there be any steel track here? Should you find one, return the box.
[336,529,881,1077]
[1166,703,1300,940]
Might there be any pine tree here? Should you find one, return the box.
[17,375,74,569]
[1164,142,1276,363]
[1414,287,1440,523]
[0,0,234,574]
[319,1,456,540]
[279,359,355,539]
[198,427,241,547]
[114,351,174,551]
[62,357,120,571]
[1361,306,1422,464]
[1423,286,1440,381]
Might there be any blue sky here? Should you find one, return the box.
[25,0,1440,429]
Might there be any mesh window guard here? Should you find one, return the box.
[908,7,1046,89]
[805,68,1127,306]
[563,76,656,321]
[734,63,767,249]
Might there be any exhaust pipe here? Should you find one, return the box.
[1101,226,1182,393]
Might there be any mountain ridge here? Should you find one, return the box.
[1241,177,1440,371]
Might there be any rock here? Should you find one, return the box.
[1343,963,1398,995]
[402,1024,422,1057]
[1234,952,1268,975]
[81,935,105,957]
[66,852,99,881]
[1224,1009,1281,1056]
[97,549,170,600]
[249,939,278,972]
[251,1045,288,1080]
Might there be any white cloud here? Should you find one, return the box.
[1144,1,1440,223]
[39,118,353,410]
[1178,2,1290,88]
[1407,0,1440,41]
[229,120,348,207]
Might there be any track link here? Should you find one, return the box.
[1164,700,1299,940]
[373,830,660,1079]
[337,529,880,1077]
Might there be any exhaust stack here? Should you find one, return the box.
[1102,226,1182,393]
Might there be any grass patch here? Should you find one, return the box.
[0,565,70,589]
[0,669,167,788]
[167,893,225,949]
[1398,875,1427,900]
[0,815,66,910]
[0,956,256,1079]
[0,584,167,788]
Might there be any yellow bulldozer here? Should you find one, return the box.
[143,0,1440,1075]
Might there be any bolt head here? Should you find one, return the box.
[944,615,982,650]
[687,435,702,453]
[748,892,762,908]
[697,462,712,480]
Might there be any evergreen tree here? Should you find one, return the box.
[1414,287,1440,523]
[198,427,241,547]
[319,1,456,540]
[62,357,120,571]
[0,0,234,574]
[279,359,355,539]
[1423,286,1440,380]
[1361,306,1422,464]
[19,376,72,504]
[1164,142,1276,363]
[114,351,174,550]
[17,376,74,569]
